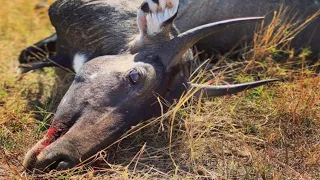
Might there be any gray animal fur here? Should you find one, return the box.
[176,0,320,54]
[19,0,320,73]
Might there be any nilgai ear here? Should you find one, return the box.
[137,0,179,38]
[158,17,265,71]
[129,0,179,53]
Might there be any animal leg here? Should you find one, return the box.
[19,61,54,74]
[35,0,49,9]
[19,33,57,64]
[19,54,70,74]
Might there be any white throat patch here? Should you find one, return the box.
[73,53,88,73]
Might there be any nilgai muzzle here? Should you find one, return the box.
[18,0,320,73]
[23,0,277,172]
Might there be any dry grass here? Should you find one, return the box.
[0,1,319,179]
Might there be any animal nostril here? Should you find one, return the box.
[56,158,75,170]
[47,157,75,171]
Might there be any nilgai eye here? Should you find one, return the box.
[129,69,140,84]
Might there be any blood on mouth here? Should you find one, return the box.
[35,127,61,155]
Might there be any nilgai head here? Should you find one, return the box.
[23,0,276,172]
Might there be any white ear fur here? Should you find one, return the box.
[137,0,179,37]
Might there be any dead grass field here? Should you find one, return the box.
[0,1,319,179]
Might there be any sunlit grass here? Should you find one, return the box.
[0,0,319,179]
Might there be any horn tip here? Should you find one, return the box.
[265,79,280,82]
[257,79,280,85]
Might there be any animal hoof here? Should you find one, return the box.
[34,2,49,10]
[18,64,33,74]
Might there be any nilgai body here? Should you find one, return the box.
[19,0,320,73]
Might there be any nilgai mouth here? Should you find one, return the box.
[23,118,76,171]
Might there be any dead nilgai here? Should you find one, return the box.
[23,0,277,172]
